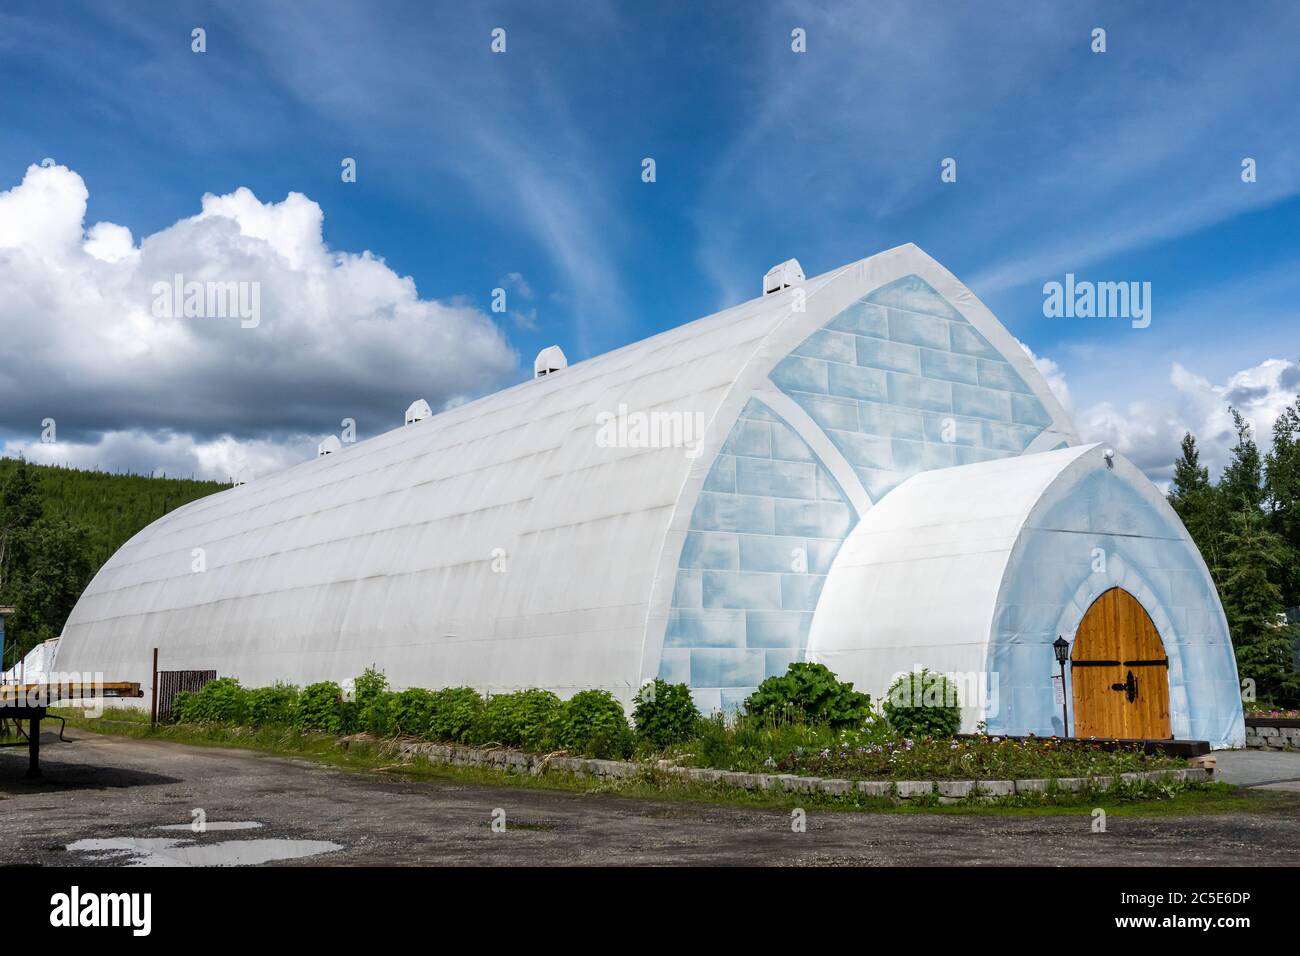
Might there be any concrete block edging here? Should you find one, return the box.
[393,739,1210,800]
[1245,724,1300,750]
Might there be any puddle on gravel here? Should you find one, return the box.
[66,836,342,867]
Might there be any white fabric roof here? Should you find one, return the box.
[54,244,1077,700]
[808,444,1093,698]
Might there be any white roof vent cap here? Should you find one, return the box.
[405,398,433,425]
[763,258,804,295]
[317,435,343,457]
[534,345,568,379]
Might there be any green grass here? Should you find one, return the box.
[49,709,1287,817]
[73,706,153,724]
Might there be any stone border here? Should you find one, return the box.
[394,739,1210,801]
[1244,722,1300,750]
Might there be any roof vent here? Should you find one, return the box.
[763,258,804,295]
[317,435,342,457]
[534,345,568,379]
[405,399,433,425]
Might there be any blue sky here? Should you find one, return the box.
[0,0,1297,482]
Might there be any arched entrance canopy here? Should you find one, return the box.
[808,443,1244,747]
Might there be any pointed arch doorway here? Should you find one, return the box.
[1071,588,1173,739]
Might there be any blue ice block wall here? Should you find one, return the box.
[771,274,1053,501]
[662,274,1057,713]
[658,399,857,715]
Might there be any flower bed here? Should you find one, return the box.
[784,735,1182,779]
[671,716,1185,780]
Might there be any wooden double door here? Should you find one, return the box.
[1070,588,1172,739]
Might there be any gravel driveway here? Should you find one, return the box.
[3,730,1298,867]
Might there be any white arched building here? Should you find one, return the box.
[55,245,1244,747]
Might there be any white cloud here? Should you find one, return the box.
[1018,340,1072,413]
[0,163,519,480]
[2,430,308,484]
[1062,356,1300,486]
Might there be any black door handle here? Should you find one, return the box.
[1109,671,1138,703]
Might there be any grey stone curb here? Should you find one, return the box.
[1245,725,1300,750]
[393,739,1210,800]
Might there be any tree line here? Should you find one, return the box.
[1168,399,1300,705]
[0,458,226,668]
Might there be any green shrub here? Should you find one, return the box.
[473,689,563,750]
[555,689,633,759]
[696,712,732,768]
[632,679,701,748]
[169,689,195,724]
[391,687,437,736]
[743,662,871,727]
[353,668,395,737]
[361,692,396,736]
[296,681,346,734]
[177,677,249,724]
[882,669,961,739]
[427,687,485,742]
[247,683,300,726]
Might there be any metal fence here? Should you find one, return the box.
[156,670,217,721]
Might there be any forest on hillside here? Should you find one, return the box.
[0,458,226,667]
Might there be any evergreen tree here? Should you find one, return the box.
[1168,432,1226,582]
[4,518,93,650]
[1220,506,1299,702]
[1219,408,1265,512]
[1264,398,1300,608]
[0,459,43,596]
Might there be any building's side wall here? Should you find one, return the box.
[54,289,791,701]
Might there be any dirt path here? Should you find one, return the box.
[3,730,1299,867]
